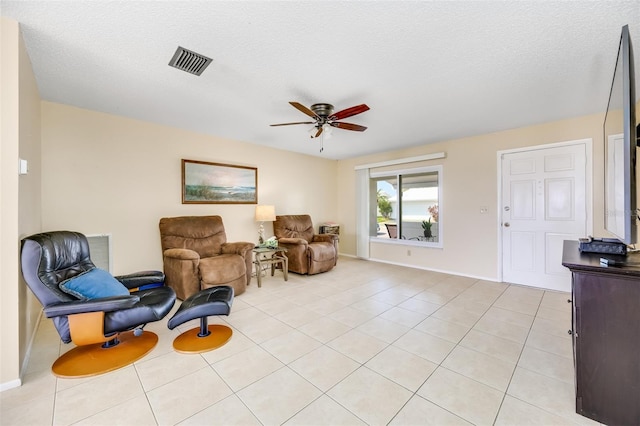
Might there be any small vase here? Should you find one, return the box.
[423,229,432,238]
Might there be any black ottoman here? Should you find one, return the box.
[167,286,234,353]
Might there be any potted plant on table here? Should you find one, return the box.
[421,218,433,238]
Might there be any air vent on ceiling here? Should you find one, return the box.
[168,46,212,76]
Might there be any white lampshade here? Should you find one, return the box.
[255,205,276,222]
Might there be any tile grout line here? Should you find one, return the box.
[490,287,549,425]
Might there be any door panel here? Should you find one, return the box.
[545,233,573,275]
[511,180,536,219]
[544,153,574,172]
[510,232,535,271]
[546,178,574,220]
[502,143,587,291]
[511,158,536,174]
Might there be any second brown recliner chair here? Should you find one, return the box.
[159,216,254,299]
[273,214,338,275]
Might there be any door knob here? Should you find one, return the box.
[504,222,510,227]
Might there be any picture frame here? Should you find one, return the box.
[182,159,257,204]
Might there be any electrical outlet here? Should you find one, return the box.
[480,206,488,214]
[407,249,411,256]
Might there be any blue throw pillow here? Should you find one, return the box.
[59,268,130,300]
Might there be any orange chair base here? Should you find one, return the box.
[51,330,158,378]
[173,325,232,354]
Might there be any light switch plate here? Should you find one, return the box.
[18,159,28,175]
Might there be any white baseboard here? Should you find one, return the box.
[337,252,357,259]
[0,378,22,392]
[20,309,44,379]
[1,309,45,393]
[367,256,499,283]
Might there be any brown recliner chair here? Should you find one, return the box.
[159,216,255,299]
[273,215,338,275]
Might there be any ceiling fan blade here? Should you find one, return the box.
[329,104,370,120]
[312,126,324,138]
[330,122,368,132]
[290,101,319,119]
[270,121,315,127]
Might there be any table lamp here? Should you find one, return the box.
[255,205,276,244]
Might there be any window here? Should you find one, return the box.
[371,166,442,246]
[355,153,445,258]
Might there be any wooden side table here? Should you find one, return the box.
[252,247,288,287]
[319,224,340,242]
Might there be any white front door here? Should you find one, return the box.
[501,142,588,292]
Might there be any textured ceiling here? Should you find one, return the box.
[2,1,639,160]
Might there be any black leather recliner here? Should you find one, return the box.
[21,231,176,377]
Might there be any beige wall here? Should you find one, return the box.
[1,17,42,390]
[41,102,338,274]
[18,17,42,377]
[337,113,606,280]
[3,14,636,391]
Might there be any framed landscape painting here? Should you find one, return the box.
[182,159,257,204]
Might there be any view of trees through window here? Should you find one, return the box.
[372,168,441,245]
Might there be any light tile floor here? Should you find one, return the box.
[0,257,603,425]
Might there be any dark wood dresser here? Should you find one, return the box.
[562,240,640,425]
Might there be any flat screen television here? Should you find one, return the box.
[604,24,638,246]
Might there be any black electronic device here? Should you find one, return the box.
[603,24,638,245]
[578,237,627,255]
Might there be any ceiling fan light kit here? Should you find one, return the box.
[271,101,369,152]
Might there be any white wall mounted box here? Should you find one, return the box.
[18,159,28,175]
